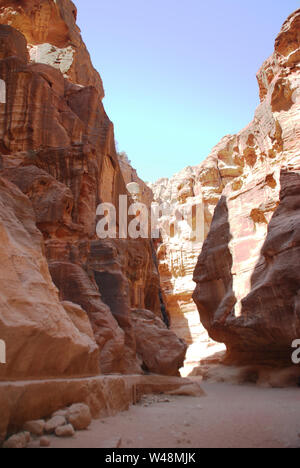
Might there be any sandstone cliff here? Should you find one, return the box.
[193,9,300,365]
[0,0,186,379]
[149,161,228,374]
[150,9,300,371]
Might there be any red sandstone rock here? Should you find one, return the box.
[0,24,28,62]
[149,166,227,375]
[193,9,300,364]
[0,0,104,97]
[0,176,99,381]
[150,9,300,371]
[0,12,166,377]
[0,374,203,442]
[67,403,91,430]
[131,309,187,376]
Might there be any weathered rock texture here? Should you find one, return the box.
[150,8,300,371]
[131,309,187,376]
[0,0,185,380]
[149,165,227,375]
[118,152,153,208]
[0,374,204,442]
[0,175,99,381]
[193,9,300,364]
[0,0,104,97]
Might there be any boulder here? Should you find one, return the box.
[24,420,45,437]
[55,424,75,438]
[3,432,30,449]
[45,416,66,434]
[67,403,92,431]
[131,309,187,376]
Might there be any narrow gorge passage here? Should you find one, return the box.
[0,0,300,451]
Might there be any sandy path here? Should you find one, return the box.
[48,382,300,449]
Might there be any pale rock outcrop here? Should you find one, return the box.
[0,0,104,97]
[0,374,204,442]
[118,152,153,208]
[193,9,300,364]
[149,164,227,375]
[55,424,75,437]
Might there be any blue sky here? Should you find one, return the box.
[74,0,299,182]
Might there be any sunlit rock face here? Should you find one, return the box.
[0,22,136,375]
[0,176,99,381]
[118,152,153,208]
[0,0,104,97]
[0,1,186,378]
[150,9,300,371]
[193,9,300,365]
[149,165,228,376]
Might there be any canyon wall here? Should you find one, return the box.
[0,0,186,381]
[149,144,234,373]
[151,9,300,371]
[193,9,300,365]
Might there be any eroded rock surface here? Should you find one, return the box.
[193,9,300,364]
[0,0,104,97]
[0,176,99,381]
[131,309,187,376]
[150,9,300,371]
[0,1,181,379]
[149,164,227,375]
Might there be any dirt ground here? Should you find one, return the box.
[46,382,300,449]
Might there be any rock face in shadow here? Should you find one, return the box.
[193,9,300,364]
[0,2,183,378]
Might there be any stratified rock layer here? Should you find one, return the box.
[150,9,300,371]
[0,0,104,96]
[193,9,300,364]
[0,176,99,381]
[0,1,185,379]
[149,163,227,374]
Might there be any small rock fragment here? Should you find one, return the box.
[40,436,51,447]
[24,420,45,436]
[55,424,75,438]
[3,432,28,449]
[45,416,66,434]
